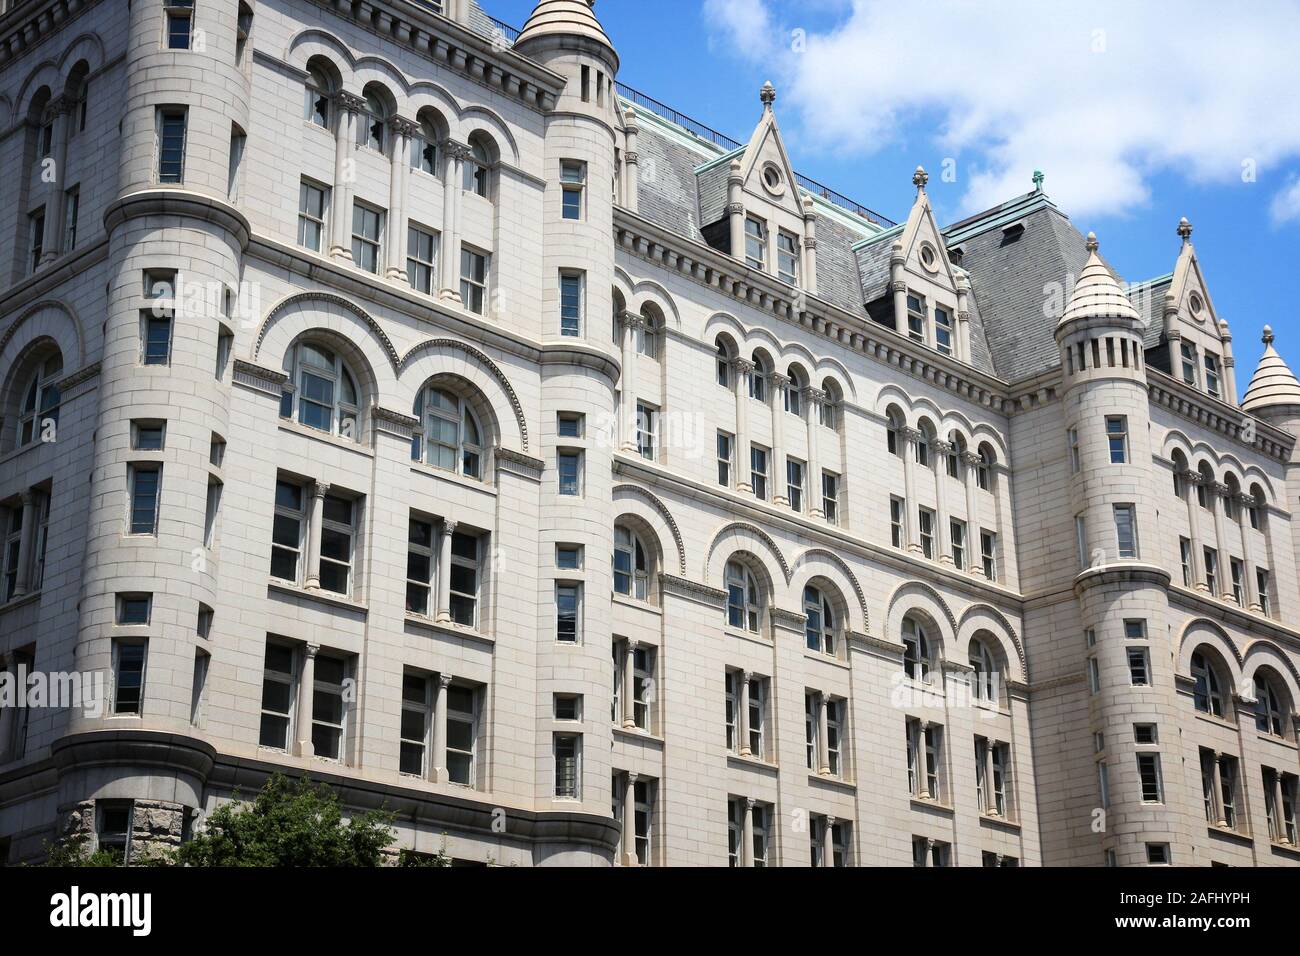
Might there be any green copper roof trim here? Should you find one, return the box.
[942,191,1061,246]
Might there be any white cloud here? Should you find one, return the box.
[1272,177,1300,225]
[703,0,1300,218]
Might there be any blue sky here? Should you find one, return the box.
[492,0,1300,398]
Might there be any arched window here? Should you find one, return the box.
[280,341,359,440]
[969,637,997,703]
[977,445,995,491]
[463,135,491,197]
[1171,450,1189,498]
[749,352,771,403]
[1191,650,1226,717]
[15,351,63,448]
[1254,673,1287,737]
[411,112,443,176]
[1224,474,1241,522]
[614,525,650,601]
[1249,483,1266,531]
[412,385,484,479]
[637,305,661,359]
[725,560,762,633]
[946,432,964,479]
[902,616,932,682]
[784,366,807,416]
[886,407,904,457]
[360,86,389,152]
[915,423,934,468]
[1196,463,1214,509]
[819,379,842,429]
[803,585,836,655]
[715,338,733,387]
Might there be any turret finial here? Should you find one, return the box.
[1263,325,1274,346]
[760,81,776,110]
[1032,169,1045,192]
[1085,231,1098,253]
[1177,217,1193,243]
[913,165,928,191]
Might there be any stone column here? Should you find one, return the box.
[738,671,752,757]
[1211,483,1234,600]
[622,109,639,214]
[962,451,983,576]
[821,816,836,867]
[1181,471,1207,590]
[804,388,824,519]
[622,641,637,729]
[618,312,641,453]
[39,97,71,264]
[901,428,922,554]
[727,161,745,260]
[622,771,638,865]
[733,360,754,494]
[330,93,364,262]
[917,721,931,798]
[889,242,907,329]
[934,440,954,564]
[12,490,38,597]
[741,797,756,867]
[956,273,972,363]
[984,741,998,816]
[385,117,417,282]
[1211,751,1226,827]
[304,482,329,589]
[432,672,453,783]
[436,520,457,623]
[801,195,818,295]
[1221,322,1238,405]
[770,373,788,506]
[1238,494,1261,610]
[438,140,470,303]
[295,643,319,758]
[816,693,830,775]
[1272,771,1287,842]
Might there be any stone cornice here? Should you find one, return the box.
[659,574,727,608]
[1147,369,1293,463]
[53,360,100,402]
[233,359,289,397]
[304,0,566,113]
[0,0,93,69]
[372,405,419,440]
[495,446,545,480]
[613,209,1014,415]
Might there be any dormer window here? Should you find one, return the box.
[744,217,767,271]
[1180,342,1199,387]
[949,247,964,267]
[1204,352,1221,399]
[934,306,953,356]
[906,294,926,343]
[1000,223,1024,245]
[777,230,799,285]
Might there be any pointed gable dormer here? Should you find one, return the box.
[737,81,804,219]
[886,167,969,361]
[1161,217,1237,403]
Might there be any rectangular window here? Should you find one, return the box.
[216,328,233,381]
[1106,416,1128,464]
[717,432,733,487]
[826,698,843,777]
[1230,558,1245,606]
[28,208,45,274]
[890,497,905,549]
[399,672,431,776]
[270,480,305,582]
[557,451,582,496]
[560,160,586,221]
[1134,723,1157,744]
[1204,547,1218,593]
[351,203,383,274]
[1147,843,1170,865]
[128,464,161,535]
[559,272,584,337]
[203,477,222,547]
[822,471,839,524]
[1124,619,1146,639]
[554,694,581,722]
[744,216,767,270]
[557,412,584,438]
[1180,537,1193,586]
[1128,646,1150,686]
[934,306,953,355]
[1113,504,1138,558]
[748,676,766,759]
[446,684,477,785]
[311,653,349,761]
[157,107,187,183]
[1204,353,1221,398]
[1137,753,1163,803]
[112,640,147,715]
[1068,428,1081,473]
[1181,342,1198,386]
[556,583,580,643]
[950,519,966,570]
[165,0,194,49]
[787,458,804,513]
[258,642,296,750]
[980,530,997,581]
[2,507,23,601]
[632,645,654,730]
[554,733,581,798]
[918,508,935,559]
[116,593,151,625]
[63,187,79,252]
[227,129,245,200]
[132,420,166,451]
[318,494,356,595]
[448,531,480,628]
[1076,514,1087,568]
[97,803,134,863]
[190,649,209,726]
[635,403,656,461]
[142,314,172,365]
[459,247,488,314]
[1088,657,1101,694]
[555,544,582,570]
[750,445,768,501]
[405,517,435,616]
[776,230,799,285]
[1257,569,1272,615]
[407,225,438,295]
[906,293,926,343]
[724,671,738,753]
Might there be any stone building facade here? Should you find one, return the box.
[1,0,1299,867]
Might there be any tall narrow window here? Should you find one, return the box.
[1068,427,1081,472]
[725,561,761,633]
[1191,652,1225,717]
[1180,342,1198,386]
[258,642,296,749]
[934,306,953,355]
[716,432,733,487]
[28,209,45,274]
[157,107,187,183]
[413,386,482,478]
[203,477,222,547]
[16,353,62,447]
[803,586,835,655]
[744,217,767,270]
[351,203,383,274]
[787,459,804,512]
[554,734,581,798]
[63,187,79,252]
[558,451,581,496]
[128,464,161,535]
[460,247,488,314]
[561,160,586,220]
[165,0,195,49]
[270,480,305,582]
[822,471,839,524]
[906,293,926,343]
[318,494,356,595]
[298,180,327,252]
[1106,416,1128,464]
[448,532,480,628]
[980,530,997,581]
[635,403,656,460]
[750,445,768,501]
[406,517,435,616]
[312,654,348,760]
[560,272,584,337]
[776,230,799,285]
[918,508,935,559]
[463,139,490,197]
[1137,753,1163,803]
[890,497,905,548]
[142,312,172,366]
[407,225,438,295]
[304,66,331,128]
[447,685,477,785]
[190,649,210,726]
[282,342,359,439]
[400,672,431,776]
[1204,353,1221,398]
[613,526,649,600]
[112,640,147,715]
[950,519,966,570]
[556,583,581,642]
[1113,504,1138,559]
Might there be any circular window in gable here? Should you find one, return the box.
[1188,292,1204,320]
[760,162,785,197]
[919,242,939,273]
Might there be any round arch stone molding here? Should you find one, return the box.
[255,291,402,372]
[613,484,686,575]
[401,338,530,454]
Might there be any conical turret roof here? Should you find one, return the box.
[1058,232,1140,329]
[1242,326,1300,413]
[516,0,613,50]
